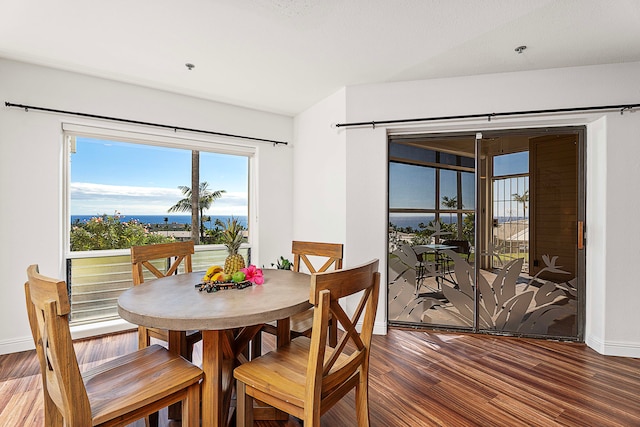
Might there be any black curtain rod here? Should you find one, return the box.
[4,101,288,145]
[334,103,640,128]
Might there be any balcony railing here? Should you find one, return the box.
[66,246,250,326]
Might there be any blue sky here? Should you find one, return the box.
[389,164,476,210]
[389,150,529,218]
[70,137,248,216]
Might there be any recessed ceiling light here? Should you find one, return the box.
[514,46,527,54]
[185,63,195,70]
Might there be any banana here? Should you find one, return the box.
[203,265,223,281]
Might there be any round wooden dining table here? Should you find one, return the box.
[117,268,312,427]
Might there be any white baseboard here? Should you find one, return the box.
[0,336,34,355]
[0,319,137,356]
[586,334,640,358]
[373,320,387,336]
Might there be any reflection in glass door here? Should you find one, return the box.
[492,152,529,273]
[388,129,584,341]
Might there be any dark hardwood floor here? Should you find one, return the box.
[1,328,639,426]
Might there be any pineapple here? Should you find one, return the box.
[221,217,246,274]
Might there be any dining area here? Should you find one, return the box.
[9,242,640,426]
[22,240,381,427]
[16,241,640,427]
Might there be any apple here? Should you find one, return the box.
[232,271,246,283]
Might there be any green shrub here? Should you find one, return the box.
[71,214,173,251]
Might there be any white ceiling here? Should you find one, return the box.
[2,0,640,116]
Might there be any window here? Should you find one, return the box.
[64,124,254,325]
[69,137,249,249]
[388,140,475,243]
[389,162,436,210]
[493,151,528,177]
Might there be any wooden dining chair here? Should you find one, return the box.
[130,241,201,361]
[256,241,343,356]
[25,264,203,427]
[235,259,380,427]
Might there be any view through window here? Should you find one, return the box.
[388,141,475,246]
[65,132,251,325]
[388,130,583,341]
[492,151,529,271]
[69,136,249,248]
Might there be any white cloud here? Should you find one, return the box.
[72,182,180,197]
[71,183,247,215]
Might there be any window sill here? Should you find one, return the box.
[70,318,136,341]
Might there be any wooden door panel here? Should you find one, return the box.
[530,134,578,281]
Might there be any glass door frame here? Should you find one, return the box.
[387,126,586,341]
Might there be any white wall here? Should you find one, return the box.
[292,88,347,244]
[601,112,640,355]
[5,58,640,358]
[0,59,294,354]
[585,116,607,349]
[293,90,389,335]
[296,62,640,357]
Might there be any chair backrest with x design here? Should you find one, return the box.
[131,241,194,285]
[253,240,345,358]
[25,264,203,426]
[292,241,343,274]
[130,241,200,359]
[306,259,380,414]
[233,259,380,426]
[25,265,91,423]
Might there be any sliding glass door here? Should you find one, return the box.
[388,128,584,341]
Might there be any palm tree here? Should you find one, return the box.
[191,151,200,243]
[168,182,225,241]
[512,190,529,220]
[441,195,458,231]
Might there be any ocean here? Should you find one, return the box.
[390,214,522,230]
[71,214,515,231]
[71,214,247,228]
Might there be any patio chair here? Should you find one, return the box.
[440,239,472,287]
[442,239,471,260]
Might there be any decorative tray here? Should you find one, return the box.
[196,280,252,293]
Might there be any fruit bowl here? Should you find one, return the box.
[199,264,263,292]
[196,279,252,293]
[202,265,248,284]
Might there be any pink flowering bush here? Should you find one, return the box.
[241,265,264,285]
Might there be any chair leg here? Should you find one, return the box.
[179,333,190,361]
[44,393,64,427]
[236,381,253,427]
[328,318,338,348]
[187,342,195,362]
[182,382,200,427]
[251,331,262,359]
[303,410,321,427]
[355,372,370,427]
[145,412,159,427]
[138,326,150,349]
